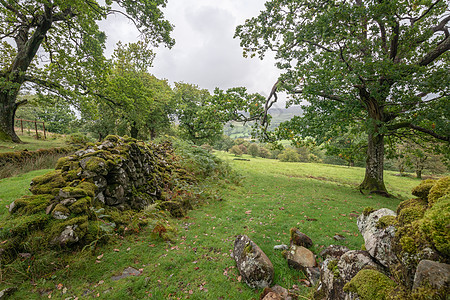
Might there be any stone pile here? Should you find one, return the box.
[1,136,192,261]
[314,176,449,299]
[233,177,449,300]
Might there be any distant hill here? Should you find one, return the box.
[223,105,303,138]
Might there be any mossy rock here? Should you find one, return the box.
[397,198,427,226]
[428,176,450,206]
[12,194,54,215]
[82,156,107,175]
[48,216,89,244]
[55,156,72,170]
[343,269,397,300]
[59,181,96,199]
[363,207,375,216]
[411,179,437,201]
[63,168,81,181]
[69,197,91,215]
[30,170,67,196]
[105,135,120,142]
[1,213,50,238]
[52,204,70,219]
[396,220,430,255]
[376,215,397,229]
[420,194,450,257]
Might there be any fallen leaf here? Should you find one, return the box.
[245,210,251,215]
[113,249,120,252]
[97,254,104,260]
[237,276,242,282]
[57,284,63,290]
[126,247,131,251]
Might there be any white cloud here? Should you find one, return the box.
[100,0,287,107]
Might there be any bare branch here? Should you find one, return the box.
[388,122,450,142]
[412,0,442,26]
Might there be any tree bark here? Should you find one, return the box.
[130,121,138,139]
[0,89,22,143]
[360,131,388,194]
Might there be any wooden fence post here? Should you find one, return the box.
[35,119,38,139]
[20,119,23,134]
[43,122,46,139]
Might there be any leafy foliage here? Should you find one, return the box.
[234,0,450,193]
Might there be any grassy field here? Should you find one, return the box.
[0,135,68,153]
[0,152,420,299]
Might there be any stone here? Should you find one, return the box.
[357,208,398,267]
[285,245,316,271]
[319,245,350,260]
[317,250,380,300]
[306,267,321,286]
[413,260,450,291]
[233,235,274,289]
[75,148,95,157]
[261,291,283,300]
[290,228,313,248]
[52,225,79,245]
[0,287,17,299]
[8,201,16,213]
[274,244,288,251]
[260,285,295,300]
[333,234,346,241]
[111,267,141,281]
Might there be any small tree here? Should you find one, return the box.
[230,145,243,156]
[258,146,271,158]
[248,143,260,157]
[278,148,301,162]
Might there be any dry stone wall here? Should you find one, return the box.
[0,135,192,262]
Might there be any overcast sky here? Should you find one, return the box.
[100,0,287,108]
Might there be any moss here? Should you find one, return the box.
[376,215,397,229]
[84,157,107,173]
[397,198,427,226]
[69,197,91,215]
[105,135,119,142]
[53,204,70,216]
[420,194,450,256]
[428,176,449,206]
[363,206,375,216]
[343,269,397,300]
[396,220,430,256]
[63,168,81,181]
[1,213,50,238]
[30,170,67,196]
[156,201,186,218]
[55,156,71,170]
[59,181,96,198]
[244,242,253,255]
[361,244,366,251]
[327,259,340,278]
[12,194,54,215]
[47,216,89,242]
[411,179,437,200]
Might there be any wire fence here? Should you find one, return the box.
[14,118,46,139]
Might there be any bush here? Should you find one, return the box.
[230,145,243,156]
[258,146,271,158]
[278,148,301,162]
[247,143,259,157]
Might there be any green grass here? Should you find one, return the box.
[0,153,420,299]
[0,135,67,153]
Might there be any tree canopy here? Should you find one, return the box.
[0,0,174,142]
[234,0,450,195]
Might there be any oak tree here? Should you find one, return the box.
[235,0,449,195]
[0,0,174,142]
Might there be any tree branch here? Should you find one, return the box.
[388,122,449,142]
[418,35,450,66]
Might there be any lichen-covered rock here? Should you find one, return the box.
[233,235,274,289]
[411,179,436,201]
[412,260,450,297]
[52,225,79,245]
[285,245,317,271]
[319,245,350,260]
[289,228,313,248]
[316,250,380,299]
[343,269,397,300]
[357,208,398,267]
[260,285,295,300]
[428,176,449,206]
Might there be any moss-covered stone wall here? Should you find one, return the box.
[0,135,193,262]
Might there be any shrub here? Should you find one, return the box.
[230,145,243,156]
[247,143,259,157]
[278,148,301,162]
[258,146,271,158]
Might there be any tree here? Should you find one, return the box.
[229,145,243,156]
[0,0,174,142]
[235,0,450,195]
[248,143,260,157]
[173,83,224,145]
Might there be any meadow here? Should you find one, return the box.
[0,152,420,299]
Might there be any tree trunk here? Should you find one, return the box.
[360,131,388,195]
[416,169,422,179]
[0,90,22,143]
[130,122,138,139]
